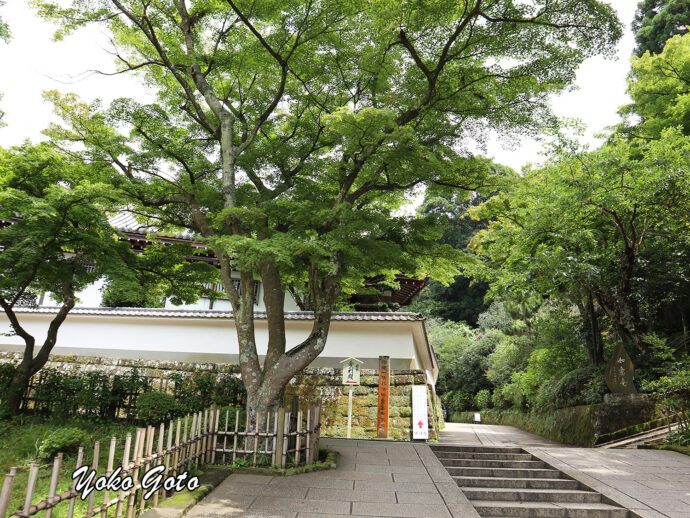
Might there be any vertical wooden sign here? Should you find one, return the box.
[377,355,390,438]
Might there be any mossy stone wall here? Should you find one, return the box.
[452,401,655,447]
[287,368,441,441]
[0,353,441,441]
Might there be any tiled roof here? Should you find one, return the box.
[108,212,198,240]
[13,306,424,321]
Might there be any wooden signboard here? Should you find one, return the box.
[377,355,390,438]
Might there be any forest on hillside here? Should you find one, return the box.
[411,0,690,444]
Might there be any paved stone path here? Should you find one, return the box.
[185,437,479,517]
[443,423,690,518]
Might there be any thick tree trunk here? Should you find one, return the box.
[5,359,32,414]
[1,283,75,415]
[218,253,342,458]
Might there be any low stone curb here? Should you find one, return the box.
[139,467,231,518]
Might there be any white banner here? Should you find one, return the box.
[411,385,429,440]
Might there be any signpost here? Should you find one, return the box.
[377,356,390,438]
[411,385,429,440]
[340,357,363,438]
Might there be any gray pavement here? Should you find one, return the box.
[442,423,690,518]
[185,437,479,518]
[440,421,560,447]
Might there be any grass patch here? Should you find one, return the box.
[0,415,209,517]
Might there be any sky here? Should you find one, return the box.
[0,1,638,172]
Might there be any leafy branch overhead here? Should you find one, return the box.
[34,0,623,419]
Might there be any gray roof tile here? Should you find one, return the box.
[14,306,423,321]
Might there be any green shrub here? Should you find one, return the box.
[474,390,492,410]
[38,427,89,461]
[136,392,177,424]
[551,367,596,409]
[533,379,560,412]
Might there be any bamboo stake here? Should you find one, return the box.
[306,405,312,465]
[115,433,131,518]
[153,423,164,507]
[181,415,189,471]
[275,407,285,468]
[126,429,143,518]
[212,406,220,464]
[172,418,181,477]
[222,409,229,464]
[100,437,116,518]
[162,420,173,501]
[23,462,39,517]
[44,453,62,518]
[0,467,16,518]
[264,411,271,459]
[191,413,199,468]
[87,441,100,517]
[272,411,278,466]
[232,410,239,464]
[253,417,259,466]
[281,410,289,469]
[67,448,85,518]
[140,427,154,514]
[202,409,208,464]
[295,403,302,467]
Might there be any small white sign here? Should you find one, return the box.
[474,413,481,422]
[340,357,362,385]
[411,385,429,440]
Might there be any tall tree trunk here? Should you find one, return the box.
[218,253,342,450]
[1,282,75,414]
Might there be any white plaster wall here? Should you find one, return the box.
[0,313,422,371]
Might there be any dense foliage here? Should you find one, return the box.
[0,365,246,420]
[633,0,690,56]
[28,0,622,422]
[428,32,690,424]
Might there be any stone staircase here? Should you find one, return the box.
[431,444,630,517]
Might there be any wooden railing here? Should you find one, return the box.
[0,400,321,518]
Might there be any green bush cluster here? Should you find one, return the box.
[135,392,177,424]
[37,427,90,461]
[169,372,246,414]
[0,363,247,422]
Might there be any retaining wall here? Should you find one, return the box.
[0,352,442,441]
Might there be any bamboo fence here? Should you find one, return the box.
[0,400,321,518]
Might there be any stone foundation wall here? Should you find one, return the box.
[287,368,443,441]
[0,352,442,440]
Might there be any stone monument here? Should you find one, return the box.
[594,342,652,436]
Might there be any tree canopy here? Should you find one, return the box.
[633,0,690,56]
[0,142,214,413]
[35,0,623,420]
[622,33,690,139]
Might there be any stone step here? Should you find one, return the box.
[446,466,564,479]
[439,458,546,469]
[455,476,581,490]
[436,451,534,461]
[462,487,602,503]
[431,445,524,454]
[470,501,630,517]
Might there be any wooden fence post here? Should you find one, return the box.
[295,403,302,467]
[67,448,85,518]
[275,406,285,468]
[232,410,239,465]
[212,405,219,465]
[44,453,62,518]
[23,462,39,517]
[0,467,16,518]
